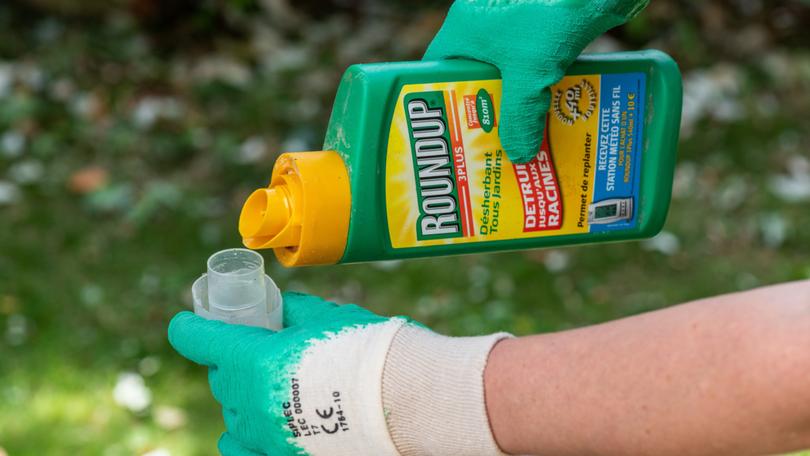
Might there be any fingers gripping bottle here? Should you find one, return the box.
[240,50,682,267]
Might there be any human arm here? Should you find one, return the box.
[169,282,810,455]
[485,280,810,455]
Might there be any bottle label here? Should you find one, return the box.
[385,73,646,248]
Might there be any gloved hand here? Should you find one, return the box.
[424,0,649,164]
[169,292,510,456]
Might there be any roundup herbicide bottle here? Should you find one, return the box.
[239,50,683,267]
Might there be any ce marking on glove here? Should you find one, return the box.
[315,391,350,434]
[283,381,351,438]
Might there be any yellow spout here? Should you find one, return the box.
[238,151,351,267]
[239,186,294,247]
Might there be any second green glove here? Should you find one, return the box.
[424,0,649,164]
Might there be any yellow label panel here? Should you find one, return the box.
[386,73,646,248]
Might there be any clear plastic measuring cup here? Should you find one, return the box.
[192,248,282,330]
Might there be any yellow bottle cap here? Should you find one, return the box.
[239,151,351,267]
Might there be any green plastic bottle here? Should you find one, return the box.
[238,50,682,267]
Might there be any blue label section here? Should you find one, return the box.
[591,73,646,232]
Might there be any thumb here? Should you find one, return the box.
[282,291,339,328]
[498,68,553,164]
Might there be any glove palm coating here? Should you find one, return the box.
[424,0,649,163]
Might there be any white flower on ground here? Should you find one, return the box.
[0,181,20,205]
[759,213,789,248]
[237,136,267,164]
[1,131,25,158]
[543,250,570,273]
[154,406,187,431]
[0,63,13,98]
[132,97,183,130]
[769,156,810,203]
[183,55,252,87]
[371,260,402,271]
[642,231,681,256]
[681,65,743,137]
[9,160,44,184]
[113,372,152,413]
[5,314,28,346]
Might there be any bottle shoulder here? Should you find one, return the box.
[341,50,681,83]
[342,59,501,88]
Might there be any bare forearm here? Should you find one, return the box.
[485,280,810,456]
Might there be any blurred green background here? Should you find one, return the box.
[0,0,809,454]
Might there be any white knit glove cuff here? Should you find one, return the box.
[381,324,512,456]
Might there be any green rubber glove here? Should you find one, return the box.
[424,0,649,164]
[169,292,510,456]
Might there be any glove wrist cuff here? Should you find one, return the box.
[381,324,512,456]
